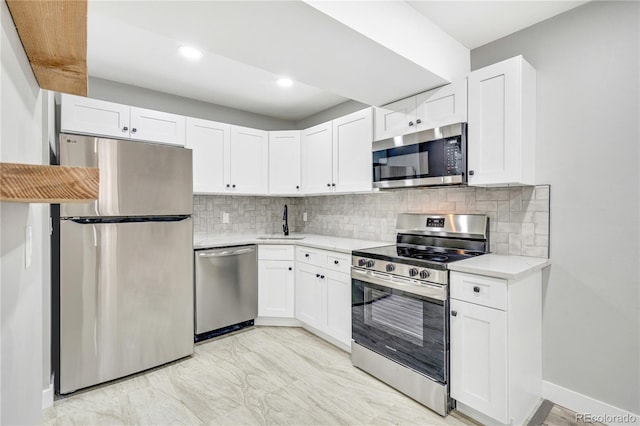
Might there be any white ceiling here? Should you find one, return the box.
[87,1,588,121]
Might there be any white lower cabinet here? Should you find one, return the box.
[295,246,352,351]
[450,271,541,425]
[258,246,295,321]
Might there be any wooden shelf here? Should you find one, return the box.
[6,0,87,96]
[0,163,98,203]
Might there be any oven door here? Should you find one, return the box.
[351,269,448,384]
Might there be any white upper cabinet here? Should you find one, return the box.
[415,79,467,131]
[185,118,230,194]
[229,125,269,195]
[61,94,130,139]
[467,55,536,186]
[302,108,373,195]
[373,97,416,141]
[269,131,301,195]
[60,94,186,146]
[301,121,334,194]
[129,107,186,146]
[332,108,372,193]
[374,79,467,141]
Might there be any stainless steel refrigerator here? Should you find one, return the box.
[55,133,194,394]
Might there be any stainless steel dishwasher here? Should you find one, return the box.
[194,245,258,341]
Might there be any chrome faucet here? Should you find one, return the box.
[283,204,289,236]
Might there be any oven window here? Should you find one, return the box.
[364,288,424,346]
[352,278,448,383]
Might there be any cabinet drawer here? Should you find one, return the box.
[259,245,294,261]
[326,253,351,274]
[296,246,327,266]
[451,272,507,311]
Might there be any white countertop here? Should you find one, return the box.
[448,254,551,280]
[194,233,389,254]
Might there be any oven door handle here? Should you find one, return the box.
[352,268,447,301]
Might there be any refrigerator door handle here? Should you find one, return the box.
[198,247,255,258]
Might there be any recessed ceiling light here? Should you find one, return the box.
[178,45,203,60]
[276,77,293,87]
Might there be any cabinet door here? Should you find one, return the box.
[332,108,372,193]
[373,97,416,140]
[295,263,323,329]
[130,107,186,146]
[258,260,295,318]
[229,125,269,194]
[415,79,467,131]
[324,270,351,347]
[450,299,508,423]
[269,131,301,195]
[60,94,130,139]
[301,122,333,194]
[467,56,536,186]
[185,118,230,194]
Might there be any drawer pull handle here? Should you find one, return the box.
[334,260,339,265]
[473,286,480,293]
[451,311,457,317]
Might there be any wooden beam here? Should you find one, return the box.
[6,0,87,96]
[0,163,98,203]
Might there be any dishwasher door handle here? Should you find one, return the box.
[198,247,255,258]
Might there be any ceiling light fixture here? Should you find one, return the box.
[276,77,293,87]
[178,45,203,60]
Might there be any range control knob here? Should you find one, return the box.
[358,258,367,267]
[366,260,375,268]
[419,270,430,279]
[409,268,419,277]
[386,263,395,272]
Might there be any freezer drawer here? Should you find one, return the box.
[58,217,194,394]
[195,245,258,335]
[59,133,193,217]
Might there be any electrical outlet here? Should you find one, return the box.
[25,225,32,269]
[222,212,230,224]
[303,212,308,222]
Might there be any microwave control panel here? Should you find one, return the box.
[445,137,463,175]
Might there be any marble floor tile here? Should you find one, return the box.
[44,326,570,426]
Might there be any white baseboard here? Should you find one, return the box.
[42,384,54,409]
[542,381,639,425]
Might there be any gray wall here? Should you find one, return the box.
[471,1,639,413]
[1,1,47,423]
[294,99,370,129]
[89,77,295,130]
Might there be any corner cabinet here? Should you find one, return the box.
[301,108,372,195]
[450,270,542,425]
[229,125,268,194]
[60,94,186,146]
[467,55,536,186]
[374,79,467,141]
[269,131,301,195]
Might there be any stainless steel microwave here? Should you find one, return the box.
[372,123,467,189]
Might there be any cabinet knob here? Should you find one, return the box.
[296,185,300,190]
[331,183,336,187]
[473,286,480,293]
[122,126,128,132]
[334,260,339,265]
[416,119,422,124]
[316,273,320,278]
[451,310,457,317]
[320,275,325,279]
[131,128,137,133]
[408,121,414,127]
[288,267,292,271]
[226,184,230,188]
[305,253,310,258]
[327,183,331,187]
[232,184,236,188]
[469,170,475,176]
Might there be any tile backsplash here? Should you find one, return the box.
[193,184,550,257]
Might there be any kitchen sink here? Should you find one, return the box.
[256,235,306,240]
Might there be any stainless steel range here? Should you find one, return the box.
[351,213,489,416]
